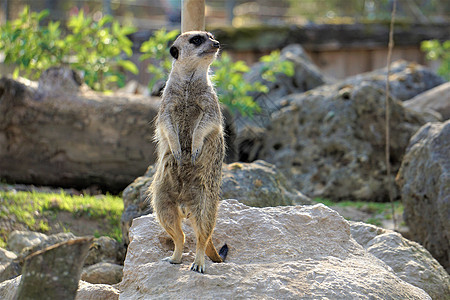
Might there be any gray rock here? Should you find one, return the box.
[0,248,16,265]
[118,200,430,299]
[120,160,311,245]
[344,60,446,101]
[260,81,434,201]
[84,236,125,266]
[404,81,450,121]
[81,262,123,285]
[222,160,312,207]
[396,120,450,273]
[6,231,48,254]
[0,277,119,300]
[350,222,450,300]
[18,232,76,258]
[237,60,445,163]
[0,248,19,283]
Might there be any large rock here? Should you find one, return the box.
[0,248,19,283]
[344,60,445,102]
[120,160,312,245]
[84,236,125,266]
[350,222,450,300]
[259,81,434,201]
[237,60,445,163]
[81,262,123,285]
[119,200,430,299]
[404,81,450,121]
[221,160,312,207]
[396,120,450,272]
[7,231,75,255]
[0,276,119,300]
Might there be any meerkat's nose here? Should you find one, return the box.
[213,41,220,48]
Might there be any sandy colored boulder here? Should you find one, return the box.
[81,262,123,285]
[350,221,450,300]
[119,200,430,299]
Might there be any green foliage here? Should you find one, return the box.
[140,28,179,91]
[0,7,64,79]
[66,10,138,91]
[259,50,295,82]
[421,39,450,81]
[0,6,137,92]
[0,190,124,242]
[212,52,267,117]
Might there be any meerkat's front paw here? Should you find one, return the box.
[172,149,182,163]
[191,147,201,164]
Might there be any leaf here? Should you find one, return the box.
[13,67,20,79]
[98,15,113,27]
[118,60,139,74]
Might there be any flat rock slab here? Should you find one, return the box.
[119,200,430,299]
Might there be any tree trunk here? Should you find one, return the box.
[14,237,94,300]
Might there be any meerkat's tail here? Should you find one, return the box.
[206,239,228,263]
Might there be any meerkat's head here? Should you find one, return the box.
[169,31,220,71]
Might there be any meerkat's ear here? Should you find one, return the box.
[170,46,179,59]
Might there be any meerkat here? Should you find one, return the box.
[149,31,228,273]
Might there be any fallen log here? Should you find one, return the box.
[0,68,236,192]
[0,68,160,192]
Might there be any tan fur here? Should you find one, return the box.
[149,31,225,273]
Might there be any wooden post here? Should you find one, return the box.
[181,0,205,32]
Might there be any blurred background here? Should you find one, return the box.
[0,0,448,80]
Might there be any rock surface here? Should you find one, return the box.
[84,236,125,266]
[0,74,159,192]
[396,120,450,273]
[7,231,75,255]
[350,222,450,300]
[237,60,445,163]
[119,200,430,299]
[81,262,123,285]
[404,81,450,121]
[259,80,434,201]
[221,160,312,207]
[120,160,312,245]
[0,276,119,300]
[344,60,445,101]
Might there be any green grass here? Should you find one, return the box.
[0,190,123,245]
[313,197,403,226]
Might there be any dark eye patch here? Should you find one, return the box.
[189,35,205,46]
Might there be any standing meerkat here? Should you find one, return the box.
[150,31,227,273]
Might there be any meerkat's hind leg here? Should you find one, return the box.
[189,216,214,273]
[157,205,185,264]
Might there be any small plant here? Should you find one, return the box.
[66,10,138,91]
[259,50,295,82]
[421,39,450,81]
[212,52,267,116]
[0,7,64,79]
[0,6,138,92]
[140,28,179,91]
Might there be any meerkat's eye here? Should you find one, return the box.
[189,35,205,46]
